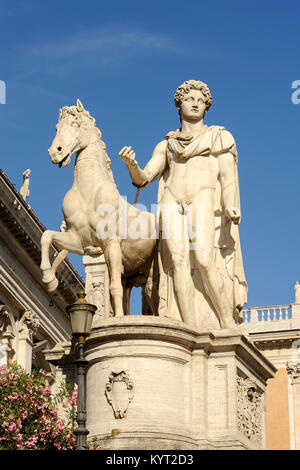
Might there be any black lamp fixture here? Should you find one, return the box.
[66,291,96,450]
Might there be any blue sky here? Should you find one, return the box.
[0,0,299,310]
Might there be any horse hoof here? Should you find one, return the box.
[42,269,54,284]
[47,277,59,292]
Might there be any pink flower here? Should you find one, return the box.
[43,386,51,397]
[7,394,18,401]
[0,364,76,450]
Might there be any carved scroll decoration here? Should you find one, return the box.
[236,376,263,444]
[18,310,40,341]
[0,306,11,333]
[0,306,16,365]
[287,362,300,385]
[105,371,134,419]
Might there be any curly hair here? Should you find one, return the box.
[174,80,212,113]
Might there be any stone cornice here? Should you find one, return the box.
[0,246,71,342]
[86,317,277,382]
[249,329,300,350]
[0,169,84,303]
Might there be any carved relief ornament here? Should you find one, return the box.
[90,279,105,318]
[287,362,300,384]
[0,306,12,334]
[0,306,16,364]
[18,310,40,342]
[105,371,134,419]
[236,376,263,444]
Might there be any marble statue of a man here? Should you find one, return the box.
[120,80,247,329]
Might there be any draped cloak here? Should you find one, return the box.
[156,125,248,323]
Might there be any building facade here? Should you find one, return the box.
[242,286,300,450]
[0,169,84,381]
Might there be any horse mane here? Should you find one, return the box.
[59,105,113,177]
[100,140,114,182]
[60,105,96,126]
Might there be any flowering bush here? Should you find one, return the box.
[0,363,77,450]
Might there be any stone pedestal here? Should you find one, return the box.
[85,316,276,450]
[83,254,112,327]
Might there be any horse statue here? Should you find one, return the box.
[40,99,158,316]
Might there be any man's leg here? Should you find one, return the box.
[161,197,195,325]
[190,192,235,328]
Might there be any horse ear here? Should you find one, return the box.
[59,108,63,120]
[77,99,84,112]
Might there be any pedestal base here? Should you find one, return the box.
[85,316,276,450]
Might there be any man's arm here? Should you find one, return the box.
[218,131,240,225]
[119,140,167,188]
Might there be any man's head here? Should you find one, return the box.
[174,80,212,120]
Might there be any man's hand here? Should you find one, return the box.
[119,146,138,167]
[225,207,241,225]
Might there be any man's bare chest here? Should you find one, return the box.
[167,151,219,175]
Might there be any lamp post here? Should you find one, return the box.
[66,291,96,450]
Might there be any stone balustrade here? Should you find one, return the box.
[241,304,300,333]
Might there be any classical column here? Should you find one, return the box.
[18,310,40,373]
[287,362,300,449]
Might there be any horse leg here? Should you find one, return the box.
[141,252,159,316]
[124,285,132,315]
[121,279,132,315]
[104,240,124,317]
[142,288,152,315]
[52,249,69,274]
[40,230,84,292]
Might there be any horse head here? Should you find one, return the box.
[48,99,100,168]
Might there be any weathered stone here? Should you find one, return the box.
[84,316,275,450]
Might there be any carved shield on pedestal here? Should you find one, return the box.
[105,371,134,419]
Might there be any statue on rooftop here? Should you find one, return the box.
[19,169,31,202]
